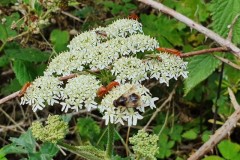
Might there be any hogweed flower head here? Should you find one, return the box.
[31,115,68,143]
[129,129,159,160]
[60,75,100,112]
[112,57,148,84]
[44,51,85,76]
[147,52,188,86]
[99,83,158,126]
[20,76,63,112]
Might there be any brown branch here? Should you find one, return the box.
[180,47,228,58]
[138,0,240,58]
[188,88,240,160]
[214,55,240,70]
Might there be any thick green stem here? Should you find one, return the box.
[105,123,115,159]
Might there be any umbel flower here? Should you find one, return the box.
[129,129,159,160]
[20,76,63,112]
[147,52,188,86]
[20,18,188,127]
[31,115,68,143]
[99,83,158,126]
[60,75,100,112]
[111,57,148,84]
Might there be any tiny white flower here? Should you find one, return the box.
[147,52,188,86]
[61,75,100,112]
[20,76,63,112]
[112,57,148,84]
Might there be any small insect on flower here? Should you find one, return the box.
[18,82,31,97]
[97,81,120,98]
[128,13,139,20]
[156,47,181,56]
[113,86,141,108]
[95,30,107,37]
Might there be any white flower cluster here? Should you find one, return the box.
[112,57,148,84]
[44,52,85,76]
[68,19,143,52]
[60,75,100,112]
[20,76,63,112]
[147,52,188,86]
[19,18,189,127]
[99,83,158,126]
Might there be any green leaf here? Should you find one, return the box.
[12,60,35,85]
[184,54,220,96]
[0,12,20,42]
[5,48,49,62]
[0,55,9,67]
[9,130,36,154]
[0,0,17,6]
[76,117,100,142]
[157,133,174,159]
[211,0,240,44]
[50,29,69,52]
[202,156,224,160]
[1,78,21,96]
[217,140,240,159]
[182,129,198,140]
[39,142,59,157]
[74,6,94,18]
[201,131,211,143]
[141,14,183,47]
[169,125,183,142]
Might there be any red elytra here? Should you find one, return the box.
[97,86,108,97]
[106,81,119,91]
[18,82,31,97]
[128,13,139,20]
[156,47,181,56]
[97,81,120,98]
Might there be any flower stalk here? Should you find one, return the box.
[105,123,115,159]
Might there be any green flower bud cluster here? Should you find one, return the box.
[31,115,68,143]
[129,130,159,160]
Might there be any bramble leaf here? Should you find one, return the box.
[218,140,240,159]
[210,0,240,44]
[50,29,69,52]
[184,54,220,96]
[5,48,50,62]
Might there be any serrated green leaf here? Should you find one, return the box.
[169,125,183,142]
[50,29,69,52]
[76,117,100,142]
[5,48,49,62]
[39,142,59,157]
[0,78,21,96]
[141,14,183,47]
[201,131,211,143]
[12,60,35,85]
[211,0,240,44]
[182,129,197,140]
[184,54,220,96]
[0,55,9,67]
[0,24,8,42]
[9,130,36,153]
[202,156,224,160]
[218,140,240,159]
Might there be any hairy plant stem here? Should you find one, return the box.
[105,123,115,159]
[58,141,105,160]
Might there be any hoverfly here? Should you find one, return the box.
[113,86,141,108]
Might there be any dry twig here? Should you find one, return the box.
[138,0,240,58]
[188,88,240,160]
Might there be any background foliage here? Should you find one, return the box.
[0,0,240,159]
